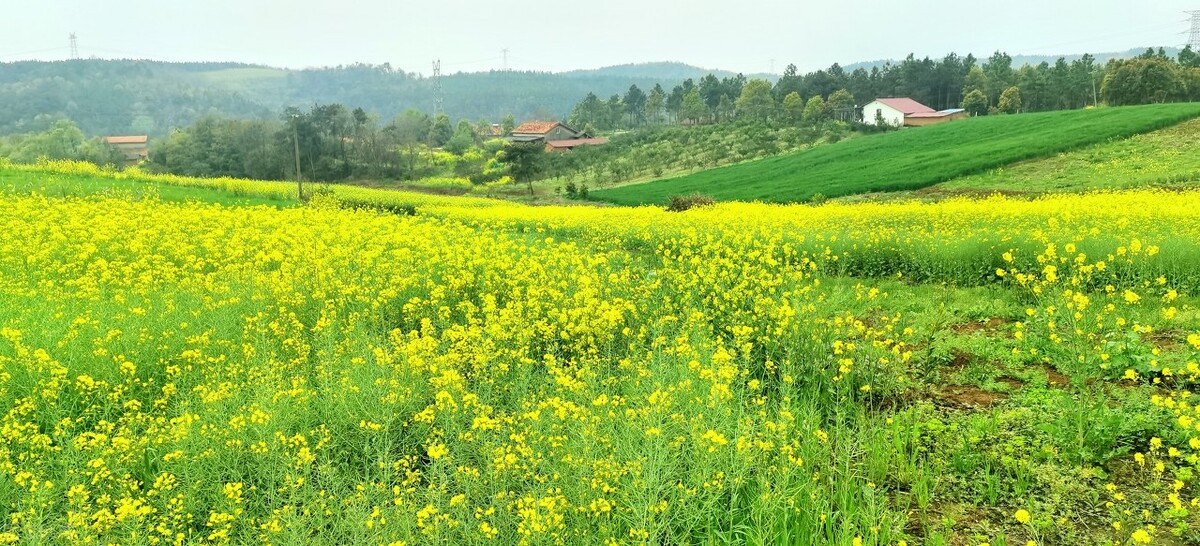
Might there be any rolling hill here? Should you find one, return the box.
[590,104,1200,206]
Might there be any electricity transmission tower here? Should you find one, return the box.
[1188,10,1200,50]
[432,60,443,114]
[69,33,79,59]
[502,49,509,71]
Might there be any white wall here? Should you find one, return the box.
[861,101,905,127]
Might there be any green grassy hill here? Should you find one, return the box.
[929,117,1200,194]
[591,104,1200,205]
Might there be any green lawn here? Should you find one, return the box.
[591,103,1200,205]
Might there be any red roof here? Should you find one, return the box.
[546,138,609,149]
[511,121,562,135]
[103,136,148,144]
[874,98,935,115]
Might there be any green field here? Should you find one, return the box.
[592,103,1200,205]
[931,117,1200,194]
[0,167,297,207]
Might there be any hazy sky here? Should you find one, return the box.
[3,1,1195,74]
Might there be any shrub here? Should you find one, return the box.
[665,193,716,212]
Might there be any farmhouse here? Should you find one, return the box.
[102,135,149,166]
[508,121,589,144]
[861,98,967,127]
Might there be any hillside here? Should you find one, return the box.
[591,104,1200,205]
[927,117,1200,195]
[0,60,718,137]
[562,62,775,82]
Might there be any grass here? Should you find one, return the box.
[932,117,1200,194]
[0,167,298,207]
[591,103,1200,205]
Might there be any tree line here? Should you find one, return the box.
[566,47,1200,131]
[150,105,519,183]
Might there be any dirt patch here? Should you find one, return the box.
[949,317,1006,335]
[996,376,1024,390]
[1041,366,1072,387]
[1141,328,1184,351]
[947,349,974,371]
[905,503,994,543]
[936,385,1008,409]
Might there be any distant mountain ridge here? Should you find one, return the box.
[562,62,775,82]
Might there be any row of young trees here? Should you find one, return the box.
[150,105,515,183]
[567,48,1200,131]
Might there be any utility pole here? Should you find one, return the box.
[432,60,443,114]
[1188,10,1200,50]
[291,114,303,202]
[69,33,78,60]
[502,48,509,71]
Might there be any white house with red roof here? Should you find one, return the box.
[862,98,967,127]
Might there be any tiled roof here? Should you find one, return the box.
[103,136,149,144]
[875,98,935,115]
[511,121,563,134]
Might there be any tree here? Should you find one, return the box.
[962,89,988,116]
[569,93,608,131]
[501,142,544,195]
[735,79,776,120]
[782,92,805,122]
[444,122,476,155]
[1181,46,1200,69]
[393,109,432,179]
[428,114,453,147]
[802,95,828,123]
[646,84,666,124]
[624,85,647,126]
[500,114,516,135]
[826,89,855,122]
[698,74,724,116]
[774,63,803,100]
[1102,57,1185,105]
[996,86,1022,114]
[9,119,85,163]
[982,51,1015,105]
[680,89,708,124]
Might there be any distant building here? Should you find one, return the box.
[861,98,967,127]
[545,137,609,152]
[102,136,149,165]
[509,121,589,144]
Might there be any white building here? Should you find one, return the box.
[861,98,968,127]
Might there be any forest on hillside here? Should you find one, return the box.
[0,60,676,137]
[0,46,1191,139]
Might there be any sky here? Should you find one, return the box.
[2,1,1196,75]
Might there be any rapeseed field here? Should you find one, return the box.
[1,163,1199,545]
